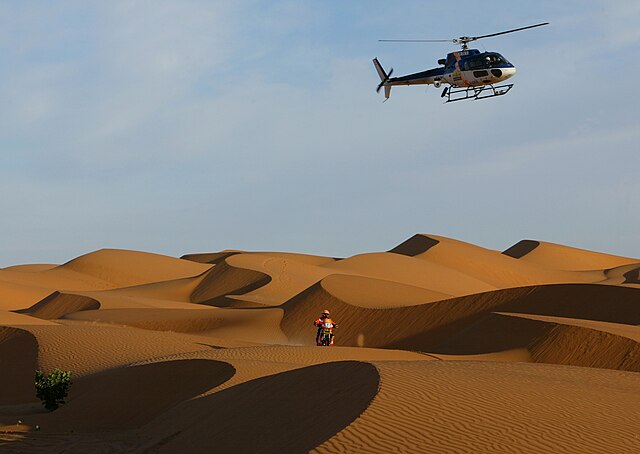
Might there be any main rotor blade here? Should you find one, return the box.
[470,22,549,41]
[378,39,452,43]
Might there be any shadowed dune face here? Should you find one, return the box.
[432,312,640,372]
[190,261,271,306]
[502,239,540,258]
[388,234,440,256]
[497,284,640,324]
[623,266,640,284]
[0,327,38,405]
[16,292,100,320]
[530,323,640,372]
[281,282,640,357]
[280,280,530,349]
[34,359,236,431]
[147,361,380,453]
[181,251,241,264]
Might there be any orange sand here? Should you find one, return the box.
[1,235,639,452]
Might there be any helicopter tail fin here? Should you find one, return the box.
[373,58,393,100]
[373,58,387,81]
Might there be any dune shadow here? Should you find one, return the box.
[425,313,550,355]
[15,292,100,320]
[38,359,235,431]
[623,266,640,284]
[499,284,640,324]
[0,327,39,406]
[502,239,540,258]
[389,234,440,256]
[150,361,380,453]
[190,261,272,306]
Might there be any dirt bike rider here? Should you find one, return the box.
[314,309,338,346]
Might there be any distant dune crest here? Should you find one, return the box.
[502,239,540,258]
[388,234,440,256]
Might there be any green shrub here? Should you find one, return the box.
[35,369,72,411]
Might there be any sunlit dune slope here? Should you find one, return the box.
[65,306,287,344]
[504,239,639,270]
[0,249,211,312]
[393,234,603,286]
[57,249,212,287]
[316,361,640,454]
[0,280,53,311]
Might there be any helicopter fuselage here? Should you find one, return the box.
[443,49,515,87]
[388,49,515,89]
[373,49,518,102]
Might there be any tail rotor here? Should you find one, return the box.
[376,67,393,93]
[373,58,393,100]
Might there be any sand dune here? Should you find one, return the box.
[281,281,640,353]
[0,327,39,405]
[394,234,603,286]
[58,249,212,287]
[0,280,53,312]
[190,259,271,306]
[504,239,639,270]
[37,359,236,432]
[0,249,212,313]
[1,234,639,452]
[18,292,100,320]
[432,312,640,372]
[317,361,640,453]
[149,361,380,453]
[65,307,287,344]
[325,251,498,295]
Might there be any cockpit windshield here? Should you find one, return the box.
[485,53,510,67]
[463,53,510,70]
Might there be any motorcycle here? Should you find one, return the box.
[317,321,338,346]
[319,329,333,346]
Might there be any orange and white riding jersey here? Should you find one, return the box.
[318,318,336,333]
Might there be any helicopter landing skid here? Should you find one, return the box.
[443,83,514,103]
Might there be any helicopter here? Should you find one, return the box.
[373,23,548,103]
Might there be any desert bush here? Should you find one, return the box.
[35,369,72,411]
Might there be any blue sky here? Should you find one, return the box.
[1,1,639,266]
